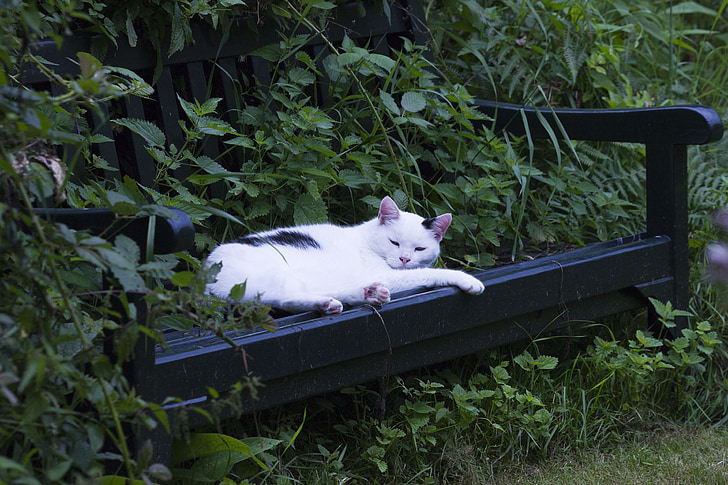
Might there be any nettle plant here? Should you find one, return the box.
[110,10,645,268]
[304,300,723,481]
[360,356,558,475]
[108,32,515,266]
[586,298,723,410]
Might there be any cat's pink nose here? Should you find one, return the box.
[400,256,410,265]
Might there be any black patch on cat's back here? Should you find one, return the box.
[236,230,321,250]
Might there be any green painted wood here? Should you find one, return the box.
[472,100,723,145]
[646,143,690,329]
[35,208,195,255]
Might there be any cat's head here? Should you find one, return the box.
[371,196,452,270]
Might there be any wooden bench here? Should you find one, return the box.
[28,0,723,463]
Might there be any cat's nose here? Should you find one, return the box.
[400,256,411,265]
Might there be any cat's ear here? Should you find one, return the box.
[423,213,452,241]
[378,196,400,224]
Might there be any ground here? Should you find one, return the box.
[491,425,728,484]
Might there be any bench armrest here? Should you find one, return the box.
[35,207,195,254]
[472,100,724,145]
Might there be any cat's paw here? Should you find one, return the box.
[364,283,391,306]
[320,298,343,315]
[458,275,485,295]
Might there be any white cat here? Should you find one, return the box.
[206,196,484,314]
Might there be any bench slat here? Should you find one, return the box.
[90,103,122,181]
[35,207,195,254]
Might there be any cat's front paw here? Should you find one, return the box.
[458,275,485,295]
[364,283,391,306]
[320,298,343,315]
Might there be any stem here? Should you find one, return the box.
[100,373,136,479]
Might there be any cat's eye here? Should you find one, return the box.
[415,247,426,252]
[389,239,400,247]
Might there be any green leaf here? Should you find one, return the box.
[311,0,336,9]
[113,118,166,147]
[171,271,195,287]
[250,43,284,62]
[367,53,396,71]
[536,355,558,369]
[0,457,29,475]
[106,191,141,216]
[177,95,197,121]
[169,3,186,56]
[229,282,247,301]
[46,460,71,481]
[200,97,222,114]
[294,193,328,225]
[98,247,146,292]
[667,2,717,16]
[22,391,49,425]
[404,116,432,128]
[125,11,138,47]
[114,234,140,266]
[490,365,510,383]
[224,136,254,148]
[337,52,363,66]
[635,330,663,348]
[171,432,280,469]
[199,116,234,136]
[180,202,249,229]
[339,169,372,189]
[269,2,291,18]
[78,52,102,79]
[401,92,426,113]
[138,257,178,279]
[410,401,436,414]
[288,66,316,85]
[380,90,400,115]
[534,408,552,424]
[513,351,532,370]
[98,476,145,485]
[392,188,408,210]
[195,155,230,175]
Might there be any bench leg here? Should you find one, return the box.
[646,143,689,333]
[125,330,178,465]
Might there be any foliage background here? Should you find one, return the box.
[0,0,726,482]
